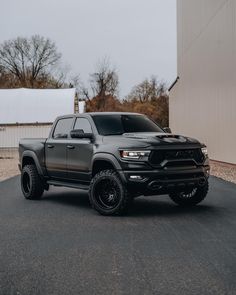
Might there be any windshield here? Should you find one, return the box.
[92,114,164,135]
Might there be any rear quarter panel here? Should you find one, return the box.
[19,138,47,172]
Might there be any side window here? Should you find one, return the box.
[53,118,74,139]
[74,118,92,133]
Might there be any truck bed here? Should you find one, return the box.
[19,138,47,170]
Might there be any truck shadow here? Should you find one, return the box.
[43,189,90,209]
[43,189,216,217]
[129,198,215,217]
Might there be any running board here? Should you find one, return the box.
[47,180,89,191]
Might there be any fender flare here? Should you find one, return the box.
[21,150,45,177]
[91,153,127,184]
[91,153,122,171]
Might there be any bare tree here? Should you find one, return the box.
[90,58,119,97]
[126,76,167,103]
[123,76,169,126]
[69,75,80,90]
[80,58,119,103]
[0,35,61,87]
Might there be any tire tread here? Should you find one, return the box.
[169,180,209,207]
[21,164,44,200]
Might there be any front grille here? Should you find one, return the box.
[149,149,204,165]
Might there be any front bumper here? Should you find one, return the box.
[119,165,210,195]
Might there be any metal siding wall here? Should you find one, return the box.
[170,0,236,164]
[0,125,52,148]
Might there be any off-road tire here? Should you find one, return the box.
[169,180,209,207]
[21,164,44,200]
[89,169,131,216]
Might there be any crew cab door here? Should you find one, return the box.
[45,117,74,179]
[67,117,94,183]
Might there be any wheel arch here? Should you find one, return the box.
[21,151,44,176]
[91,153,126,182]
[92,154,118,175]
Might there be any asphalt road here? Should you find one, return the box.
[0,176,236,295]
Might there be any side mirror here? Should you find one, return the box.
[70,129,94,140]
[163,127,172,133]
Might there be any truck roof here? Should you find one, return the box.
[56,112,143,120]
[86,112,142,116]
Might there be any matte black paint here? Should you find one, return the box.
[19,112,210,195]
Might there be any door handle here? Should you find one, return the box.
[47,145,54,149]
[67,145,75,149]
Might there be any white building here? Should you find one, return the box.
[170,0,236,164]
[0,88,76,148]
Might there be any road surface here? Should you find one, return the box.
[0,176,236,295]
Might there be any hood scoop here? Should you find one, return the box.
[156,134,180,139]
[156,134,187,143]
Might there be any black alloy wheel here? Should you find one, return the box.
[89,170,131,215]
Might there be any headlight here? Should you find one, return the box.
[120,150,151,160]
[201,147,208,158]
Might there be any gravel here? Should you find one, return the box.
[0,159,19,181]
[0,149,19,181]
[210,160,236,184]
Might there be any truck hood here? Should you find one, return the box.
[122,132,200,144]
[102,132,201,147]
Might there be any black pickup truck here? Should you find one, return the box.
[19,112,210,215]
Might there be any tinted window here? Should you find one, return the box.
[53,118,74,138]
[92,114,163,135]
[74,118,92,133]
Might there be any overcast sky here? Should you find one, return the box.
[0,0,176,97]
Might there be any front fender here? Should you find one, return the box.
[91,153,122,170]
[91,153,127,184]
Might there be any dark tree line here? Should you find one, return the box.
[84,60,169,126]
